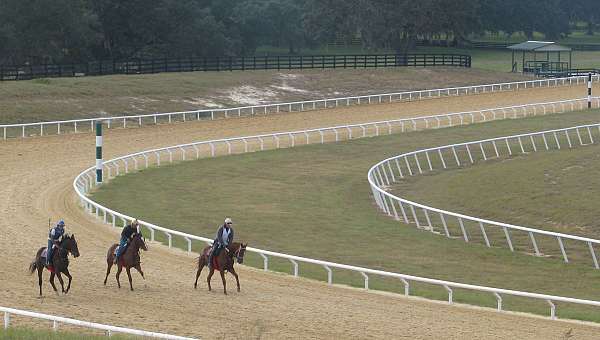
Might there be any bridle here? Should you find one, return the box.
[234,244,245,262]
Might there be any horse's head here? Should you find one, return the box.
[131,233,148,252]
[234,242,247,264]
[63,234,80,258]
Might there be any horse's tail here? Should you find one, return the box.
[29,247,44,274]
[28,261,37,274]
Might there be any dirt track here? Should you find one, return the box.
[2,84,600,339]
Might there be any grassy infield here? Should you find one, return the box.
[91,109,600,322]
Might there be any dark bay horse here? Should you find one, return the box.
[29,234,80,296]
[104,233,148,291]
[194,242,247,295]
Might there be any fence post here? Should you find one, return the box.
[96,122,103,184]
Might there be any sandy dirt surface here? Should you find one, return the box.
[1,84,600,339]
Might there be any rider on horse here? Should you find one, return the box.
[114,219,139,264]
[208,217,234,268]
[46,219,65,270]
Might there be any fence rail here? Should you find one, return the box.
[0,54,470,81]
[0,306,196,339]
[72,97,600,320]
[3,75,599,141]
[368,117,600,270]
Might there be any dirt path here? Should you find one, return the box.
[1,84,600,339]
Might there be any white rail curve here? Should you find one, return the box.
[72,97,600,320]
[3,75,599,140]
[368,123,600,269]
[1,306,196,339]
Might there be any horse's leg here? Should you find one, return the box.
[133,264,145,279]
[49,272,59,295]
[133,264,146,288]
[219,269,227,295]
[126,267,134,291]
[206,267,214,291]
[37,264,43,297]
[115,264,122,289]
[194,257,205,289]
[230,267,241,292]
[63,268,73,294]
[56,272,66,293]
[104,257,113,285]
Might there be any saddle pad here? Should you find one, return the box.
[41,248,48,259]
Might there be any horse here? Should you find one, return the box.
[194,242,247,295]
[104,232,148,291]
[29,234,80,296]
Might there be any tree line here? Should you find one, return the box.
[1,0,599,65]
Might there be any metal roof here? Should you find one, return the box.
[507,41,571,52]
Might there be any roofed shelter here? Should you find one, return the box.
[507,41,572,75]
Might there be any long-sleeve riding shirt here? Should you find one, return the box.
[121,225,136,240]
[214,225,234,247]
[48,226,64,241]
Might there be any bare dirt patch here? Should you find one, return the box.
[0,68,531,124]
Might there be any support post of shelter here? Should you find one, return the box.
[511,51,515,72]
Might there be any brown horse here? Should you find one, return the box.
[194,242,247,295]
[104,233,148,291]
[29,234,80,296]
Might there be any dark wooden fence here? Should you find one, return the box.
[0,54,471,81]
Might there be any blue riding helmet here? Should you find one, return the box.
[57,220,65,227]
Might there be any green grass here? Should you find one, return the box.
[392,142,600,239]
[90,109,600,322]
[0,327,137,339]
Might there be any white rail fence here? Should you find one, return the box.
[3,75,599,140]
[368,122,600,269]
[71,97,600,320]
[1,306,196,339]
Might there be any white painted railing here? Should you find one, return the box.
[71,97,600,320]
[1,306,196,339]
[3,75,599,140]
[368,122,600,269]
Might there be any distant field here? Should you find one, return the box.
[470,30,600,45]
[91,109,600,322]
[0,68,529,124]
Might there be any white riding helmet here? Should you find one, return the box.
[224,217,232,224]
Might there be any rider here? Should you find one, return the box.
[208,218,234,268]
[114,219,139,264]
[47,219,65,269]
